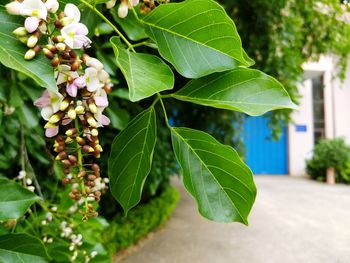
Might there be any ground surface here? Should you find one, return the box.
[120,176,350,263]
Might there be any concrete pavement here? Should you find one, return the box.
[120,176,350,263]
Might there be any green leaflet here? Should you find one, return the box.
[0,233,50,263]
[173,68,297,116]
[0,7,57,92]
[0,178,40,221]
[108,107,157,214]
[171,127,256,224]
[110,36,174,102]
[142,0,253,78]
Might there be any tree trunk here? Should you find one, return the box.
[326,167,335,185]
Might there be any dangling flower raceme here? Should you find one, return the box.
[6,0,111,220]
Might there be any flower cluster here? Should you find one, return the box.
[6,0,111,220]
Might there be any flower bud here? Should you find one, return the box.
[75,105,85,115]
[6,1,22,15]
[56,43,66,51]
[13,27,28,37]
[27,35,39,48]
[83,145,95,153]
[65,128,77,137]
[62,159,71,168]
[86,58,104,70]
[44,122,56,129]
[92,164,100,172]
[106,0,116,9]
[55,151,67,160]
[33,45,41,53]
[59,99,70,111]
[49,113,61,124]
[71,61,81,71]
[94,144,103,152]
[53,35,65,43]
[131,0,139,6]
[88,102,97,114]
[24,49,36,60]
[68,155,77,164]
[87,116,97,127]
[91,128,98,137]
[67,108,77,119]
[65,137,73,143]
[45,0,59,13]
[76,136,86,146]
[51,57,60,67]
[77,170,87,178]
[24,17,39,33]
[88,175,96,181]
[46,44,58,54]
[18,36,29,44]
[43,48,54,59]
[118,3,129,18]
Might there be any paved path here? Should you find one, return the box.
[121,176,350,263]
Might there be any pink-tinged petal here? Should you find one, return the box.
[34,90,51,107]
[66,83,78,97]
[62,118,73,125]
[101,115,110,126]
[94,96,108,107]
[64,3,80,22]
[75,23,88,35]
[45,126,59,137]
[24,16,39,33]
[74,76,86,87]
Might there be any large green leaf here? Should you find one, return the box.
[110,37,174,102]
[171,127,256,224]
[142,0,253,78]
[0,178,40,221]
[108,107,157,214]
[0,233,50,263]
[0,7,57,92]
[173,68,297,116]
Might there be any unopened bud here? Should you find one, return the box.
[76,136,85,146]
[13,27,27,37]
[88,175,96,181]
[91,128,98,137]
[51,57,60,67]
[24,49,36,60]
[68,155,77,163]
[44,122,56,129]
[62,159,71,168]
[67,108,77,119]
[94,144,103,152]
[59,99,70,111]
[24,16,39,33]
[55,151,67,161]
[27,35,38,48]
[18,36,29,44]
[83,145,95,153]
[6,1,22,15]
[87,116,97,127]
[75,105,85,114]
[71,61,81,71]
[92,164,100,172]
[77,170,87,178]
[65,128,77,137]
[88,103,97,114]
[49,114,61,124]
[118,3,129,18]
[33,45,41,53]
[53,35,65,43]
[65,137,73,143]
[54,20,63,28]
[56,43,66,51]
[46,44,58,54]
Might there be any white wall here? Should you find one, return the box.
[332,62,350,144]
[288,79,315,176]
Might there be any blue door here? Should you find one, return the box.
[243,115,287,175]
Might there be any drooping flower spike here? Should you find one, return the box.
[6,0,112,220]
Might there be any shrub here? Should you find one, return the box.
[306,138,350,183]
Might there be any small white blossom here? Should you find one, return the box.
[61,22,91,49]
[20,0,47,20]
[24,16,39,33]
[5,1,22,15]
[118,2,129,18]
[45,0,59,13]
[106,0,116,9]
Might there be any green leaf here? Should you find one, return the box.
[106,102,130,130]
[0,7,57,92]
[0,233,50,263]
[173,68,297,116]
[108,107,157,214]
[0,178,40,221]
[142,0,253,78]
[111,7,148,41]
[171,127,256,224]
[110,36,174,102]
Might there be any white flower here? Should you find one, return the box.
[18,170,27,179]
[84,67,103,92]
[131,0,140,6]
[5,1,22,15]
[24,16,39,33]
[61,22,91,49]
[45,0,59,13]
[118,2,129,18]
[56,65,79,85]
[64,3,81,23]
[86,57,104,71]
[20,0,47,20]
[34,90,63,120]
